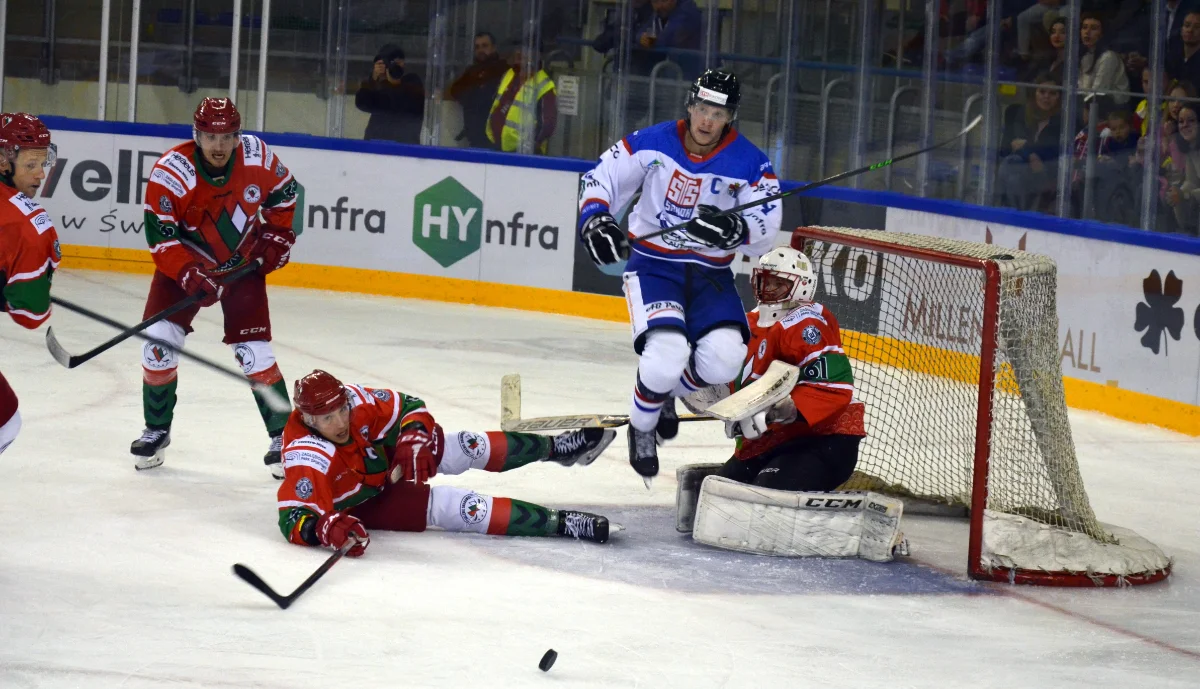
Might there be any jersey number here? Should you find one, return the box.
[803,359,828,381]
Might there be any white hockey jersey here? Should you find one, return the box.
[579,120,782,268]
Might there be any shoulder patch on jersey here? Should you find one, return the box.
[371,389,392,402]
[757,339,767,359]
[294,477,314,499]
[30,211,54,235]
[52,239,62,261]
[158,195,174,214]
[274,160,286,178]
[284,448,333,475]
[286,435,336,457]
[802,324,822,345]
[151,168,187,198]
[9,192,41,216]
[160,150,197,189]
[780,303,827,329]
[241,135,264,166]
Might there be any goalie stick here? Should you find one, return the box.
[499,361,800,432]
[232,537,359,610]
[43,259,261,369]
[46,297,290,413]
[499,373,714,432]
[635,115,984,245]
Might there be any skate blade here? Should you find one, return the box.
[133,452,165,471]
[642,475,653,490]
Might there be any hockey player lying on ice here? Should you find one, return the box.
[277,370,618,556]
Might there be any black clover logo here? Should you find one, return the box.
[1134,270,1184,355]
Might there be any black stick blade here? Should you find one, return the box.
[232,564,292,609]
[45,327,76,368]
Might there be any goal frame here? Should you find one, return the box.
[791,226,1170,587]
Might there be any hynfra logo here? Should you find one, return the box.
[413,177,481,268]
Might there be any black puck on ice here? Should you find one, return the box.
[539,649,557,672]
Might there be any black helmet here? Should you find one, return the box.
[686,69,741,119]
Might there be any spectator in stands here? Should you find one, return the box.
[356,44,426,145]
[1166,11,1200,90]
[1166,0,1196,45]
[1132,82,1190,232]
[592,0,654,59]
[1023,12,1068,81]
[1110,0,1154,81]
[996,75,1063,211]
[634,0,703,79]
[487,43,558,154]
[447,32,509,150]
[1091,109,1142,224]
[1165,105,1200,234]
[1078,13,1130,107]
[1017,0,1064,62]
[1133,68,1173,136]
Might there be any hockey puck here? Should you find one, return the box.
[539,649,557,672]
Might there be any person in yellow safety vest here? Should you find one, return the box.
[487,44,558,154]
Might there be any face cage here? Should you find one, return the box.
[751,267,801,305]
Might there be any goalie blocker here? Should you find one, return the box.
[676,464,908,562]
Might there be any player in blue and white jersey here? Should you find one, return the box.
[577,69,783,483]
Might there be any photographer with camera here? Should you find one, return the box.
[355,44,425,145]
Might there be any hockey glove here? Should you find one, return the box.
[316,511,370,557]
[390,424,445,485]
[254,225,296,275]
[581,212,629,266]
[685,205,749,250]
[178,263,224,307]
[724,397,799,440]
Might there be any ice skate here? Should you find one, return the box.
[627,425,659,488]
[557,510,610,544]
[547,428,616,467]
[264,433,284,479]
[131,427,171,470]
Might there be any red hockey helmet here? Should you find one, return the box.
[0,113,56,168]
[193,97,242,134]
[294,370,349,416]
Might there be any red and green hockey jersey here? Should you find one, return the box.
[734,303,866,459]
[1,182,60,329]
[276,384,435,546]
[143,135,298,281]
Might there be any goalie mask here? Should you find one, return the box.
[751,247,817,327]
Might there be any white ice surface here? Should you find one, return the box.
[1,270,1198,688]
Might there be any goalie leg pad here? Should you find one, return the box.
[675,463,725,532]
[692,476,906,562]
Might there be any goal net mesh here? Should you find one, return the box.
[795,227,1107,542]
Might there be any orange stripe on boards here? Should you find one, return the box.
[484,431,508,472]
[487,497,512,535]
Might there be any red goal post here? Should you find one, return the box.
[790,226,1171,586]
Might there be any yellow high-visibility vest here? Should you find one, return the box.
[488,68,555,153]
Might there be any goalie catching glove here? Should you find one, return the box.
[725,396,798,440]
[581,212,629,266]
[685,205,748,250]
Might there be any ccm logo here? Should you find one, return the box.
[238,326,267,335]
[804,498,863,509]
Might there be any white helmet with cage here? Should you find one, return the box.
[751,246,817,326]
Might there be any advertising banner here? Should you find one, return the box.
[39,129,577,291]
[887,208,1200,407]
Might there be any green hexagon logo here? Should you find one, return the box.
[412,176,482,268]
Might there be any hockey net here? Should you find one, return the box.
[792,226,1171,586]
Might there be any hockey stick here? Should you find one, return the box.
[232,537,359,610]
[45,259,262,369]
[499,373,714,432]
[635,114,984,245]
[45,297,290,413]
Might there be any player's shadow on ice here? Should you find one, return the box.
[458,506,985,596]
